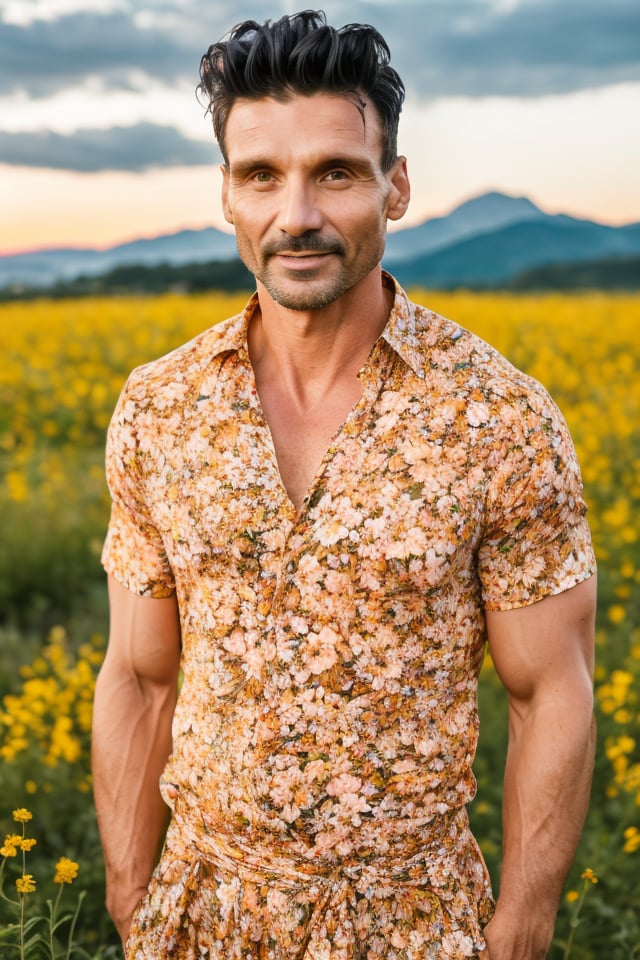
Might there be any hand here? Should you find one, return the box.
[481,912,551,960]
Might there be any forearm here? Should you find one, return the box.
[92,664,177,938]
[485,692,595,958]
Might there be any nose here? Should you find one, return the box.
[277,176,324,237]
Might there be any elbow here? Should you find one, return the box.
[94,654,178,720]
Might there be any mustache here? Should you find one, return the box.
[263,234,345,256]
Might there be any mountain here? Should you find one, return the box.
[0,227,238,289]
[390,217,640,288]
[384,191,545,263]
[1,191,639,291]
[0,257,255,301]
[0,191,548,289]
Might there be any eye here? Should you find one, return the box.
[323,170,349,182]
[253,171,273,183]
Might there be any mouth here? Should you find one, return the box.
[274,251,338,270]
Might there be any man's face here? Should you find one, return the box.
[221,93,409,311]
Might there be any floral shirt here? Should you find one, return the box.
[102,274,596,960]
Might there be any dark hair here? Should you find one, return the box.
[197,9,405,171]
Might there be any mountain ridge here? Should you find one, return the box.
[391,218,640,288]
[2,191,638,291]
[383,191,547,263]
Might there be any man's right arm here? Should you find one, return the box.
[92,574,181,945]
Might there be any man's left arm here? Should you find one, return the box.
[481,575,597,960]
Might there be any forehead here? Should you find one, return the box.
[224,92,384,166]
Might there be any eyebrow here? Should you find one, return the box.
[228,154,377,178]
[227,157,274,177]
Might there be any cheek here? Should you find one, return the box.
[340,189,389,222]
[233,199,275,236]
[342,204,388,242]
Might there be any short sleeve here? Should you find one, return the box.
[101,375,176,598]
[477,390,596,611]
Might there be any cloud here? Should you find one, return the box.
[0,10,195,97]
[325,0,640,98]
[1,0,638,175]
[1,0,639,101]
[0,122,220,170]
[0,1,268,97]
[428,0,640,97]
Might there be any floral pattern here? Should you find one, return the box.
[102,274,596,959]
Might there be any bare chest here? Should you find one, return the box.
[259,380,364,512]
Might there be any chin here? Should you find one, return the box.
[260,272,349,312]
[261,260,381,312]
[270,289,343,311]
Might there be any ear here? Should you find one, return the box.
[221,165,234,225]
[385,156,411,222]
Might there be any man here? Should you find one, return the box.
[92,11,597,959]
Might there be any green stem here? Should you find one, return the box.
[19,892,25,960]
[65,890,85,960]
[19,823,26,960]
[562,882,588,960]
[49,886,63,960]
[0,857,21,908]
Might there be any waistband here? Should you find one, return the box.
[166,793,473,891]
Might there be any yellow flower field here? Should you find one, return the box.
[0,289,639,957]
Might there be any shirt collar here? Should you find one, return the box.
[207,272,430,380]
[379,271,431,379]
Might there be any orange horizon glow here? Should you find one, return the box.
[1,160,639,258]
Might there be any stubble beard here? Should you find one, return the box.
[236,234,385,312]
[259,262,368,311]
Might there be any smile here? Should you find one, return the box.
[274,252,336,269]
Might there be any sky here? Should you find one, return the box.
[1,0,639,254]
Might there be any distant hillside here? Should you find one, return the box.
[507,255,640,291]
[2,191,640,295]
[0,191,575,290]
[0,258,254,301]
[5,252,637,302]
[0,227,238,289]
[384,191,545,263]
[391,218,640,288]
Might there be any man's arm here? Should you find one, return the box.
[481,575,596,960]
[92,574,181,945]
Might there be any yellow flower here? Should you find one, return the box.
[623,826,640,854]
[606,735,636,761]
[608,604,626,624]
[581,868,598,884]
[15,874,36,894]
[614,709,633,725]
[566,890,579,903]
[54,856,79,884]
[19,837,37,851]
[12,807,33,823]
[611,670,633,688]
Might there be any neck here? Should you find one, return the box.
[248,267,392,406]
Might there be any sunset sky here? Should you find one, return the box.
[1,0,639,255]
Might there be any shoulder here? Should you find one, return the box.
[115,308,248,420]
[401,294,563,427]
